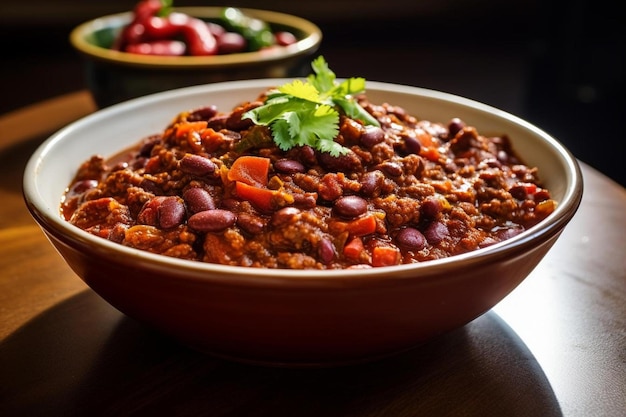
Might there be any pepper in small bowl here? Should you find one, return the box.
[69,3,322,107]
[112,0,297,57]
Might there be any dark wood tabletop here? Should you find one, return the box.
[0,91,624,417]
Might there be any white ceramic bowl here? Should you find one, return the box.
[23,79,583,367]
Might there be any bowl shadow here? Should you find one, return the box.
[0,289,562,417]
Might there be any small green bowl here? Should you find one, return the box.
[70,7,323,108]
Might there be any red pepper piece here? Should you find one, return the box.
[124,40,186,56]
[142,12,218,56]
[178,16,218,56]
[372,246,400,267]
[234,181,277,212]
[227,156,270,187]
[132,0,163,22]
[113,0,163,50]
[343,237,364,260]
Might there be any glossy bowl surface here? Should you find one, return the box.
[69,7,322,108]
[23,80,583,367]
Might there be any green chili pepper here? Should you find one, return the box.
[220,7,275,51]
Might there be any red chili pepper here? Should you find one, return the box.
[113,0,163,50]
[112,22,148,50]
[124,40,186,56]
[141,12,218,56]
[133,0,164,22]
[143,13,185,39]
[178,16,218,56]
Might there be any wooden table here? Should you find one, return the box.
[1,91,624,417]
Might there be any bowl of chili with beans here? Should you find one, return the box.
[69,6,322,108]
[24,78,583,367]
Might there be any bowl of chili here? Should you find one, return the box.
[23,61,583,367]
[69,3,322,108]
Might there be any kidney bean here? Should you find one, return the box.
[360,126,385,148]
[360,170,384,197]
[188,209,236,232]
[220,198,239,211]
[217,32,247,54]
[111,161,129,172]
[318,150,362,173]
[318,237,336,264]
[334,195,368,219]
[509,184,529,200]
[287,145,317,166]
[139,178,160,194]
[292,192,317,209]
[423,221,449,245]
[395,227,426,251]
[421,197,443,218]
[188,105,218,121]
[138,135,160,157]
[237,212,265,234]
[138,196,186,229]
[403,135,421,154]
[495,150,510,164]
[271,207,301,227]
[226,105,256,131]
[447,118,466,139]
[179,154,216,176]
[274,159,305,174]
[67,179,98,198]
[183,187,215,213]
[380,161,403,177]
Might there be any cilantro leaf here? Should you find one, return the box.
[295,104,339,147]
[279,80,320,102]
[241,56,378,156]
[308,56,336,94]
[334,97,380,127]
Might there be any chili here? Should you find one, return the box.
[61,90,558,269]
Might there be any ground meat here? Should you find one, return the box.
[61,91,557,269]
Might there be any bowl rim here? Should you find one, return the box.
[69,6,323,69]
[23,79,583,284]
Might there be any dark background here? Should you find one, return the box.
[1,0,623,185]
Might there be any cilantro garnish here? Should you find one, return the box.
[242,56,379,157]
